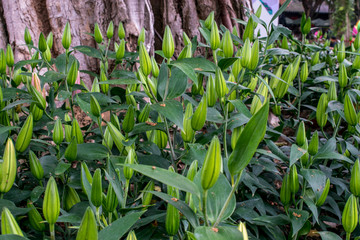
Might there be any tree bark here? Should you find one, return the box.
[0,0,251,86]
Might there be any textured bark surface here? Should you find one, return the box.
[0,0,251,86]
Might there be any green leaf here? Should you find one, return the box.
[30,186,44,203]
[300,169,326,200]
[77,143,109,161]
[194,226,244,240]
[218,58,238,71]
[170,61,197,84]
[289,209,309,237]
[0,200,30,216]
[149,191,199,228]
[73,46,102,59]
[14,59,43,70]
[98,211,145,240]
[151,100,184,130]
[57,213,82,223]
[58,90,71,101]
[166,67,188,99]
[129,122,166,136]
[125,164,201,199]
[42,71,66,83]
[0,235,29,240]
[317,231,342,240]
[0,126,19,136]
[172,58,216,73]
[289,144,306,166]
[55,161,71,175]
[228,101,269,176]
[97,78,140,85]
[303,196,319,224]
[1,100,34,111]
[193,173,236,224]
[270,0,291,25]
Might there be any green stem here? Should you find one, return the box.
[333,117,342,138]
[297,77,302,119]
[0,193,3,199]
[98,117,112,153]
[223,101,229,159]
[213,49,218,65]
[123,179,130,208]
[213,171,243,228]
[346,232,351,240]
[49,223,55,240]
[202,189,209,226]
[96,207,105,229]
[164,117,177,167]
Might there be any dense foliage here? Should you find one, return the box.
[1,0,360,239]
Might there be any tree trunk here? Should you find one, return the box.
[0,0,251,86]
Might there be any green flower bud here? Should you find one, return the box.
[337,41,345,63]
[311,51,319,66]
[338,63,348,88]
[102,126,113,150]
[231,126,243,150]
[1,207,24,236]
[0,49,6,74]
[241,38,251,69]
[71,118,84,144]
[344,94,358,126]
[27,201,45,232]
[67,60,79,87]
[30,103,43,122]
[289,165,299,193]
[327,81,337,101]
[24,27,32,45]
[99,68,109,94]
[269,65,283,90]
[43,176,60,225]
[280,173,291,206]
[350,159,360,197]
[139,42,152,76]
[15,113,33,153]
[308,131,319,156]
[53,118,64,145]
[274,63,293,99]
[62,22,72,50]
[64,186,81,211]
[215,68,228,98]
[116,39,125,61]
[94,23,103,44]
[137,28,146,46]
[204,11,214,30]
[249,39,259,70]
[191,95,207,131]
[222,30,234,58]
[90,95,101,118]
[139,103,150,123]
[38,33,48,52]
[206,75,217,107]
[272,104,281,116]
[165,179,180,236]
[44,47,52,62]
[210,22,220,50]
[142,180,155,206]
[104,182,118,213]
[300,139,309,166]
[107,122,125,153]
[123,105,135,133]
[163,26,175,59]
[201,136,221,190]
[296,121,306,146]
[76,207,98,240]
[181,103,195,142]
[81,162,93,195]
[342,194,358,234]
[250,80,268,115]
[126,230,137,240]
[91,77,100,93]
[0,139,17,193]
[281,36,288,49]
[64,113,72,142]
[91,169,102,207]
[291,55,301,80]
[154,117,168,149]
[65,136,78,162]
[247,76,258,92]
[30,51,39,69]
[29,150,44,180]
[353,54,360,69]
[355,33,360,50]
[118,22,125,39]
[183,32,191,45]
[107,21,114,39]
[301,14,311,35]
[12,68,22,87]
[47,32,53,49]
[178,44,192,60]
[242,17,254,41]
[124,148,135,180]
[232,58,243,80]
[316,178,330,206]
[6,44,14,67]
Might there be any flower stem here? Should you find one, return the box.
[202,189,209,226]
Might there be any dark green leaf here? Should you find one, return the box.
[151,100,184,130]
[289,209,309,237]
[77,143,109,161]
[194,226,243,240]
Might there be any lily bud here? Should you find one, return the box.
[183,32,191,45]
[241,38,251,69]
[65,136,78,162]
[201,136,221,190]
[118,22,125,39]
[94,23,103,44]
[6,44,14,67]
[338,63,348,88]
[71,118,84,144]
[38,33,48,52]
[316,178,330,206]
[222,30,234,58]
[163,26,175,59]
[311,52,319,66]
[15,113,33,153]
[91,168,103,207]
[76,207,98,240]
[67,60,79,87]
[47,32,53,49]
[342,194,358,235]
[24,27,32,45]
[43,176,60,225]
[300,61,309,83]
[0,139,17,193]
[296,121,306,146]
[289,165,299,193]
[139,42,152,76]
[191,95,207,131]
[142,180,155,206]
[1,207,24,236]
[64,186,81,211]
[107,21,114,39]
[62,22,72,50]
[27,201,45,231]
[99,68,109,93]
[215,68,228,98]
[344,93,358,126]
[308,131,319,156]
[139,103,150,123]
[181,103,195,142]
[116,39,125,61]
[29,150,44,180]
[350,159,360,197]
[337,41,345,63]
[280,173,291,206]
[204,11,214,30]
[249,39,259,70]
[242,17,254,41]
[327,81,337,101]
[123,105,135,133]
[210,22,220,50]
[90,95,101,118]
[138,28,145,45]
[0,49,6,74]
[124,148,136,180]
